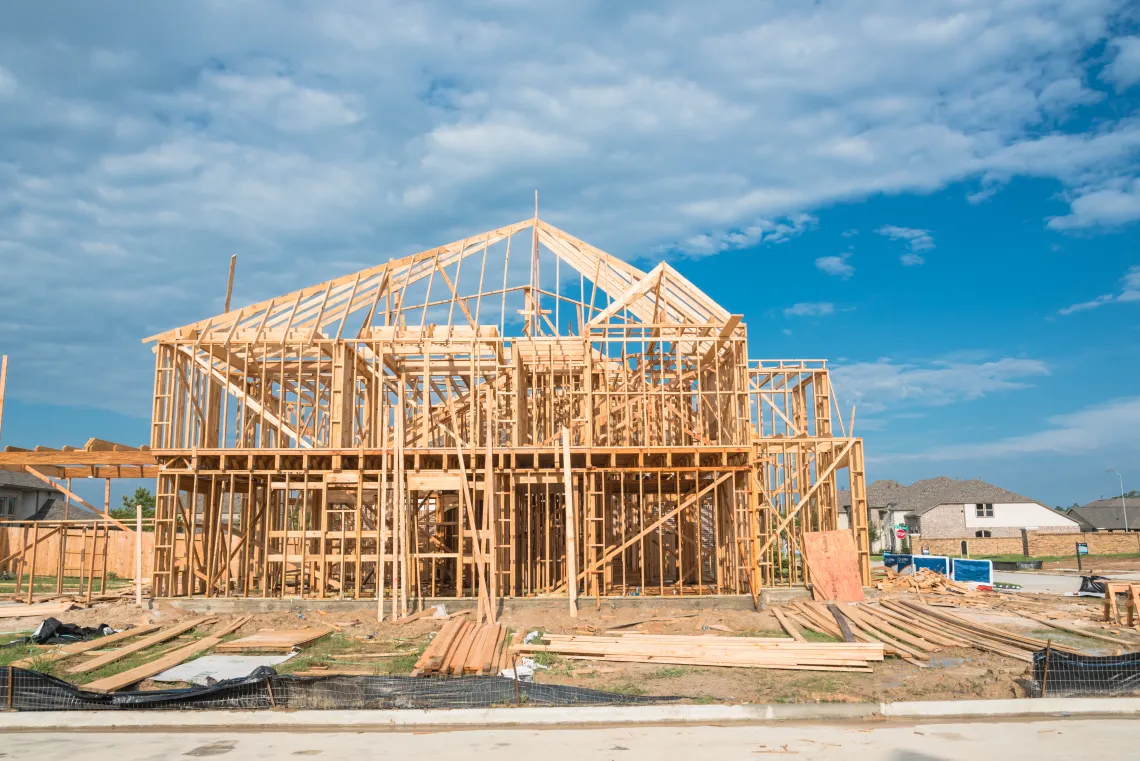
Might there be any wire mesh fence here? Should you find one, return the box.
[0,666,680,711]
[1032,647,1140,697]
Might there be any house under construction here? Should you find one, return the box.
[143,215,870,613]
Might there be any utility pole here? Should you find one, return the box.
[1108,468,1129,532]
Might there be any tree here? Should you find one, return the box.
[111,487,156,521]
[1125,490,1140,498]
[867,522,881,549]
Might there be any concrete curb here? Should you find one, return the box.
[2,698,1139,730]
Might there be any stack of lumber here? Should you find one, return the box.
[773,599,1087,665]
[876,568,972,595]
[514,632,884,672]
[411,618,516,676]
[216,628,330,653]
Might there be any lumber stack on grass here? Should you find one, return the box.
[877,568,971,595]
[67,617,217,674]
[83,616,253,693]
[513,632,884,672]
[215,628,331,653]
[411,619,512,677]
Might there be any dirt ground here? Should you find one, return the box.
[0,592,1124,702]
[1040,556,1140,572]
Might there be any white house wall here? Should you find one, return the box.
[963,502,1080,530]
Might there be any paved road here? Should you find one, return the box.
[2,718,1134,760]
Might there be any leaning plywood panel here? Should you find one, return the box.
[802,530,865,602]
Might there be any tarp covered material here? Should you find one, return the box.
[32,618,114,645]
[152,654,295,686]
[0,667,681,711]
[913,556,950,575]
[951,558,993,585]
[1034,648,1140,696]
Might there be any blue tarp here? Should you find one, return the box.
[913,555,951,575]
[952,558,994,585]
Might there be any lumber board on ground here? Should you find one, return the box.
[0,602,75,619]
[67,617,216,674]
[83,617,252,693]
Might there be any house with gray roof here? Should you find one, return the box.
[841,476,1081,551]
[1069,498,1140,532]
[0,471,65,520]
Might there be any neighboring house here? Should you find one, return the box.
[28,498,100,521]
[0,471,65,520]
[1069,498,1140,532]
[841,476,1081,549]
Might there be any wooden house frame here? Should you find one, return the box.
[142,217,869,611]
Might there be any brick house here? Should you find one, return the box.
[841,476,1080,549]
[1069,498,1140,532]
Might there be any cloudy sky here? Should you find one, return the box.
[1,0,1138,507]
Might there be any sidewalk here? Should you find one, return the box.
[3,697,1139,731]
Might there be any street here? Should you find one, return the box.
[1,718,1134,760]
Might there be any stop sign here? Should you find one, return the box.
[895,528,907,540]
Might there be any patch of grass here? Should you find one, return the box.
[977,552,1140,563]
[24,652,63,679]
[693,695,717,704]
[800,628,839,643]
[647,667,687,680]
[0,574,131,595]
[607,681,647,696]
[530,650,564,669]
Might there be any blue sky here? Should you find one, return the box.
[1,1,1138,508]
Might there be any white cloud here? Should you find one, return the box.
[1048,178,1140,229]
[783,302,835,317]
[675,214,815,257]
[1103,36,1140,90]
[0,65,15,97]
[832,356,1050,414]
[815,253,854,278]
[1058,265,1140,315]
[898,396,1140,459]
[876,225,935,265]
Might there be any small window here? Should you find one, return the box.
[975,530,992,538]
[975,503,993,518]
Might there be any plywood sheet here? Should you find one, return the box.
[802,530,864,602]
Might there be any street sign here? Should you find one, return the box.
[895,528,907,540]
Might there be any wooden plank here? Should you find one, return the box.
[827,603,855,643]
[83,617,251,692]
[802,530,864,602]
[771,607,806,642]
[68,617,217,674]
[0,602,74,619]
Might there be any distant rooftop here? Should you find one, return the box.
[1070,498,1140,531]
[839,476,1039,516]
[0,471,65,492]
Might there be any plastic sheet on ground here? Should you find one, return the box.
[0,667,681,711]
[152,654,295,686]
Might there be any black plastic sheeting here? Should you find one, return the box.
[0,667,681,711]
[1033,648,1140,696]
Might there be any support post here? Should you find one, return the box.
[136,500,144,607]
[561,428,578,618]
